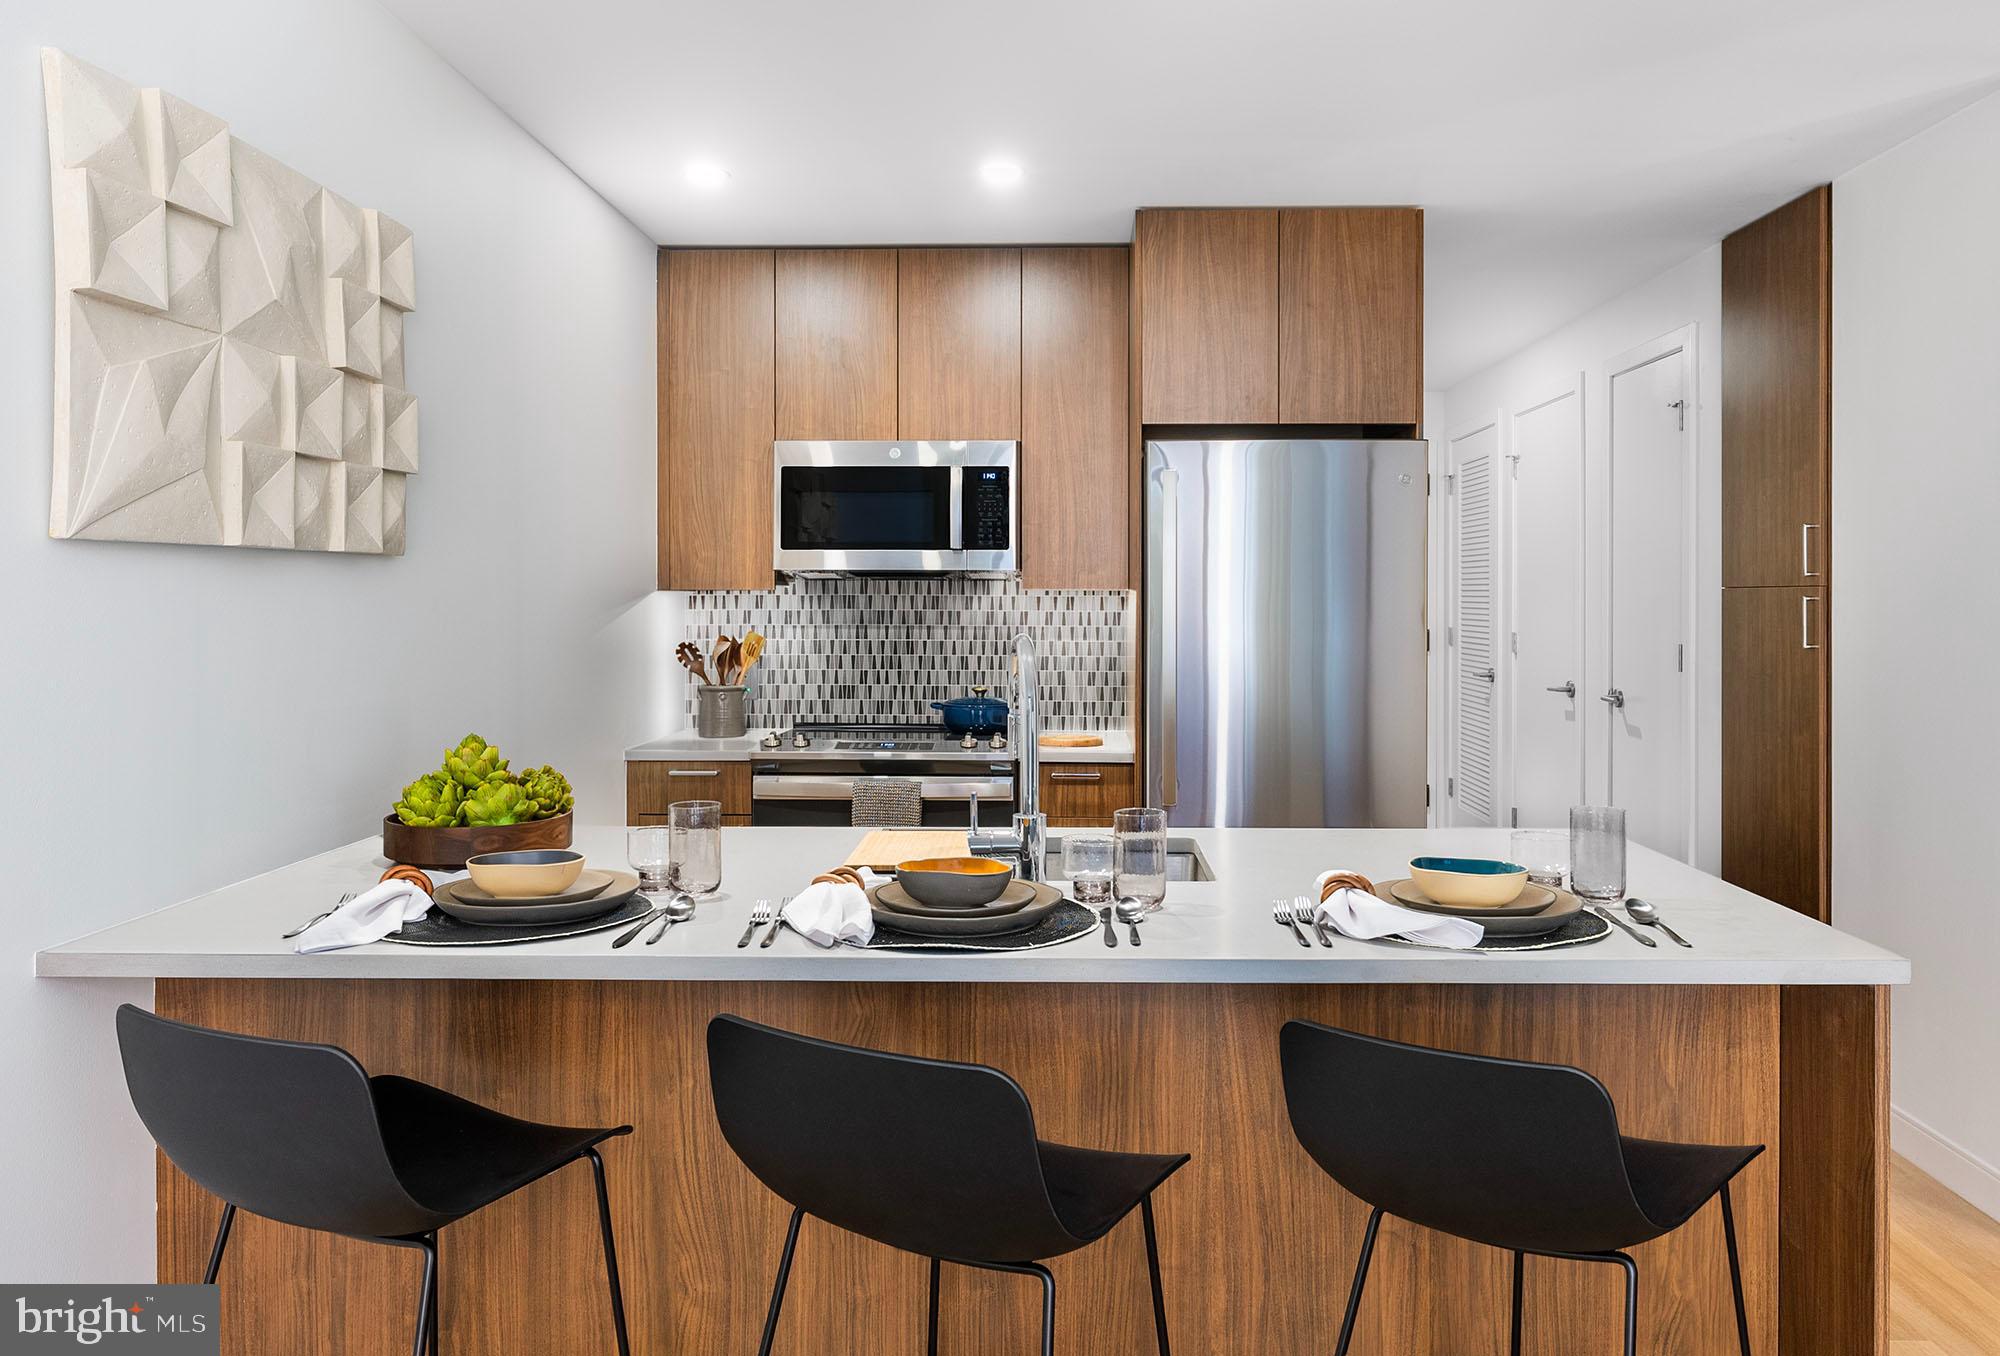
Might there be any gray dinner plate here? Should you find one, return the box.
[868,882,1064,936]
[452,869,617,906]
[873,878,1041,919]
[1378,879,1581,936]
[434,874,639,926]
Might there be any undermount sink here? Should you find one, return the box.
[1042,835,1216,882]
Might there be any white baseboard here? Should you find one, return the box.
[1893,1105,2000,1224]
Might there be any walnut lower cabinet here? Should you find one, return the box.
[1039,760,1138,826]
[627,760,752,826]
[1722,586,1829,920]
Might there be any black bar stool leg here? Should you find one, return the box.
[1141,1195,1171,1356]
[585,1149,631,1356]
[1614,1253,1638,1356]
[756,1206,805,1356]
[428,1232,440,1356]
[201,1203,236,1285]
[410,1236,437,1356]
[1333,1207,1384,1356]
[1721,1182,1752,1356]
[927,1258,941,1356]
[1509,1251,1524,1356]
[1033,1263,1055,1356]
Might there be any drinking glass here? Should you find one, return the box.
[627,826,673,895]
[668,800,722,897]
[1113,807,1169,914]
[1061,833,1114,905]
[1568,806,1627,902]
[1509,828,1569,889]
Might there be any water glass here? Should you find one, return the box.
[627,826,673,895]
[1510,828,1569,889]
[668,799,722,897]
[1061,833,1114,905]
[1568,806,1627,902]
[1113,807,1169,913]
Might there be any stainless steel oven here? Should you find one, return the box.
[747,723,1017,827]
[772,440,1017,575]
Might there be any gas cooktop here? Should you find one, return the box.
[758,722,1010,761]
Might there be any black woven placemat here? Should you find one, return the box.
[383,894,654,947]
[1376,909,1612,952]
[862,900,1099,952]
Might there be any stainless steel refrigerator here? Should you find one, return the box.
[1144,439,1429,828]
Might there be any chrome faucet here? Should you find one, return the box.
[969,633,1047,880]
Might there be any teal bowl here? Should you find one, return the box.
[1407,857,1531,908]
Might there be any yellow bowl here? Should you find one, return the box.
[464,849,586,898]
[1406,857,1530,908]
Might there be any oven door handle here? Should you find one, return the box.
[753,775,1016,802]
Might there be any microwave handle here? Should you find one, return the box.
[948,465,964,551]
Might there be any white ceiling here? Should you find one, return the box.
[380,0,2000,388]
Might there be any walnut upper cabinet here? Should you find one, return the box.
[1136,206,1424,428]
[660,249,775,591]
[1137,209,1280,423]
[774,249,899,441]
[1723,187,1830,587]
[1021,246,1130,590]
[1278,208,1424,425]
[897,248,1021,439]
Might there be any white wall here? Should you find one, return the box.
[3,3,663,1279]
[1833,89,2000,1222]
[1436,249,1724,871]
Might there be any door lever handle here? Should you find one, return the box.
[1600,688,1625,708]
[1477,667,1496,684]
[1546,681,1576,698]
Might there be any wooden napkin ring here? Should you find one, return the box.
[811,866,866,888]
[380,864,435,895]
[1319,872,1376,903]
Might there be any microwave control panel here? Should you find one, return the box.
[963,467,1011,549]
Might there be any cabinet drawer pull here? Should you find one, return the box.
[1801,595,1820,650]
[1801,522,1821,578]
[668,769,720,777]
[1050,770,1102,782]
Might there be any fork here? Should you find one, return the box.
[1272,900,1311,948]
[282,892,356,938]
[738,900,773,948]
[759,897,791,949]
[1291,895,1333,947]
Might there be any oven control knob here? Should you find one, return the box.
[791,732,811,749]
[989,734,1008,751]
[761,732,781,749]
[960,734,978,750]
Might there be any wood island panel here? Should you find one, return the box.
[146,979,1841,1356]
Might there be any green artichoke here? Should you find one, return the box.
[443,733,508,789]
[461,775,533,826]
[520,765,574,820]
[392,773,463,827]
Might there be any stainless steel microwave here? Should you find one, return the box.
[771,440,1018,575]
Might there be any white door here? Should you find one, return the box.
[1509,386,1585,826]
[1607,349,1691,858]
[1448,419,1500,826]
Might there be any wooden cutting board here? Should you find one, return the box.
[1038,733,1104,748]
[843,830,971,872]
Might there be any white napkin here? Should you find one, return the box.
[292,879,434,954]
[781,871,882,947]
[1313,869,1484,949]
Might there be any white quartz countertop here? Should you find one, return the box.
[37,827,1906,985]
[624,729,1135,763]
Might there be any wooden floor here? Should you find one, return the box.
[1893,1156,2000,1354]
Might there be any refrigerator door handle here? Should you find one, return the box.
[1155,465,1180,808]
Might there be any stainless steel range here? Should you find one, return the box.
[750,722,1016,828]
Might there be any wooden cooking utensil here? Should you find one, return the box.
[739,632,765,676]
[712,634,734,684]
[675,641,712,685]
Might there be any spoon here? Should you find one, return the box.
[1115,898,1145,946]
[1624,898,1692,948]
[1587,904,1656,948]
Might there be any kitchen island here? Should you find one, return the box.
[40,827,1905,1355]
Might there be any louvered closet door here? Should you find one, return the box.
[1449,420,1500,825]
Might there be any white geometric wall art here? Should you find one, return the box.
[43,49,416,555]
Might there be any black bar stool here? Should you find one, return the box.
[116,1005,634,1356]
[1279,1020,1763,1356]
[707,1014,1189,1356]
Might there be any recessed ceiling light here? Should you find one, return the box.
[685,160,731,190]
[979,159,1025,188]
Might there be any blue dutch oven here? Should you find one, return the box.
[931,686,1009,737]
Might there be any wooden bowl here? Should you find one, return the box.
[381,812,574,870]
[894,856,1015,908]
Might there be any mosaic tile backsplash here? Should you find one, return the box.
[678,578,1134,731]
